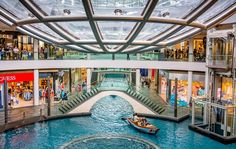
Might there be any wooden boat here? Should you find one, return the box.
[123,117,159,134]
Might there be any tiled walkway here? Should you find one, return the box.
[0,105,47,125]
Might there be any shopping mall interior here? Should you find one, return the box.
[0,0,236,148]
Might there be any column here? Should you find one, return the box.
[224,108,228,137]
[233,24,236,135]
[87,53,91,92]
[203,102,208,124]
[187,71,193,103]
[156,69,159,94]
[34,69,39,106]
[87,68,91,92]
[136,53,141,91]
[205,32,212,96]
[188,39,193,104]
[68,68,72,93]
[192,99,195,125]
[188,38,193,62]
[136,69,140,91]
[33,38,39,60]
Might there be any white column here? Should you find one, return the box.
[192,99,195,125]
[205,69,209,96]
[34,69,39,106]
[33,38,39,60]
[87,68,91,92]
[137,53,141,60]
[224,108,228,137]
[187,71,193,103]
[136,53,141,91]
[205,34,211,96]
[203,102,208,124]
[136,69,140,91]
[189,38,193,62]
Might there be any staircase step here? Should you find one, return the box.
[158,108,165,114]
[68,101,76,107]
[143,98,149,103]
[156,107,164,114]
[59,107,66,113]
[147,102,154,107]
[75,96,83,102]
[153,105,160,110]
[64,104,71,110]
[73,97,80,104]
[71,99,78,105]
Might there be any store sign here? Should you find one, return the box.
[0,72,34,83]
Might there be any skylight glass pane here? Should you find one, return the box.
[32,0,85,16]
[91,0,148,16]
[98,21,136,40]
[151,0,202,18]
[57,22,95,40]
[31,23,63,40]
[0,0,34,19]
[197,0,236,23]
[166,26,193,40]
[136,23,172,40]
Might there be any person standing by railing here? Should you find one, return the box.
[13,46,19,60]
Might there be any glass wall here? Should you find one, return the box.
[159,71,205,106]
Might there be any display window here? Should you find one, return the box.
[160,76,167,101]
[221,77,232,101]
[167,72,205,107]
[0,72,34,108]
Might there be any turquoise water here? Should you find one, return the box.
[1,96,236,149]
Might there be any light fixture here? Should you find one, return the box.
[162,12,170,17]
[63,9,71,15]
[114,9,123,15]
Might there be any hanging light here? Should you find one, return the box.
[114,9,123,15]
[63,9,71,15]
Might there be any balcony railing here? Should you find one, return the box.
[207,55,233,69]
[0,51,206,62]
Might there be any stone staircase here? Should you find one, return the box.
[58,88,99,114]
[125,88,165,114]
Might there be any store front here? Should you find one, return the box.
[0,72,34,108]
[214,76,233,104]
[159,71,205,106]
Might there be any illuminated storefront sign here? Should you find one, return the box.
[0,72,34,84]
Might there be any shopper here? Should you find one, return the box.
[13,46,19,60]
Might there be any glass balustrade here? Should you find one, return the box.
[0,51,206,62]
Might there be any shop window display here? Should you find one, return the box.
[0,72,34,108]
[167,72,205,107]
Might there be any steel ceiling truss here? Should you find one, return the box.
[0,0,235,53]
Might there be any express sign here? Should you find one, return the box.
[0,72,34,84]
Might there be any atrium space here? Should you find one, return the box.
[0,0,236,148]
